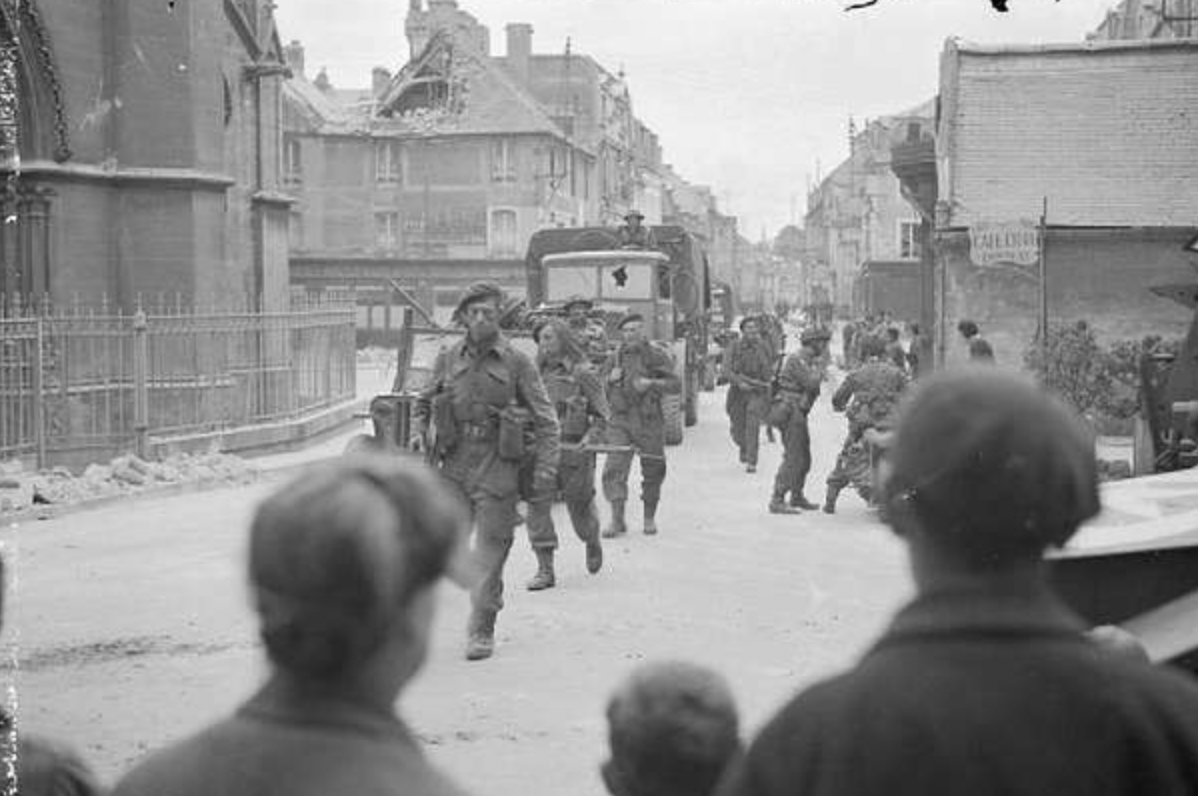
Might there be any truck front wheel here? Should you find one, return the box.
[663,394,684,446]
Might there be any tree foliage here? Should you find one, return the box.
[1023,321,1179,430]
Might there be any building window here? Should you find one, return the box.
[900,221,921,260]
[283,136,302,184]
[375,141,402,183]
[491,139,516,183]
[490,209,518,257]
[374,211,399,249]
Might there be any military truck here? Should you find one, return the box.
[525,224,713,445]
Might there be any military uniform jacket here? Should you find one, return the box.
[832,359,907,431]
[777,349,822,411]
[603,343,681,425]
[724,337,775,392]
[413,335,559,496]
[540,356,610,444]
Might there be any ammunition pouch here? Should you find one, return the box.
[498,403,532,461]
[767,396,793,430]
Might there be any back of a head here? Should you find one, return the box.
[248,456,467,681]
[606,661,741,796]
[957,319,979,339]
[858,334,886,360]
[882,368,1100,570]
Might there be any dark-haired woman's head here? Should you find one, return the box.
[248,456,468,699]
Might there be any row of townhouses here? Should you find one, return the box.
[803,0,1198,369]
[281,0,747,323]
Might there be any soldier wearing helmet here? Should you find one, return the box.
[410,281,560,661]
[822,333,908,514]
[617,210,656,250]
[767,326,831,513]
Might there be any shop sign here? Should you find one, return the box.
[969,220,1040,267]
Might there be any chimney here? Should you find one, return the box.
[506,23,533,85]
[284,40,305,77]
[372,67,392,98]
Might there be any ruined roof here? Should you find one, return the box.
[939,38,1198,228]
[374,30,572,140]
[283,74,354,129]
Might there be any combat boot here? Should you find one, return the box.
[822,486,841,515]
[465,611,496,661]
[790,492,819,511]
[526,549,555,591]
[585,539,603,574]
[769,492,801,514]
[602,500,627,538]
[642,499,659,535]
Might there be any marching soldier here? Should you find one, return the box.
[823,334,908,514]
[524,318,609,591]
[768,327,830,513]
[601,313,681,537]
[723,316,774,472]
[617,209,656,249]
[410,281,560,661]
[564,294,610,365]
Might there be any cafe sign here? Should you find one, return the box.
[969,220,1040,267]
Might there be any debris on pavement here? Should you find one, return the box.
[0,452,260,513]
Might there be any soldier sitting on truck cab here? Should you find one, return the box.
[617,210,656,250]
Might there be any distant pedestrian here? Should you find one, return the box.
[957,319,995,362]
[603,661,742,796]
[601,313,681,537]
[717,368,1198,796]
[112,456,475,796]
[883,327,906,372]
[906,322,929,377]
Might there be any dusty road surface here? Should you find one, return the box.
[5,382,911,796]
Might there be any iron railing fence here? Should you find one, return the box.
[0,296,356,468]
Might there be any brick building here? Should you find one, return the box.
[0,0,291,310]
[284,0,685,319]
[804,102,934,317]
[928,38,1198,367]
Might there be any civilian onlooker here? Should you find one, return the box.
[956,319,995,362]
[0,556,105,796]
[112,456,475,796]
[604,661,742,796]
[905,322,928,377]
[717,368,1198,796]
[883,327,906,372]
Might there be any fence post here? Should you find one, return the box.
[132,310,149,459]
[31,316,45,470]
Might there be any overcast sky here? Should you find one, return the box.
[275,0,1117,238]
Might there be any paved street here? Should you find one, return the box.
[4,382,911,796]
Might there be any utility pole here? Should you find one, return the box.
[1038,196,1049,364]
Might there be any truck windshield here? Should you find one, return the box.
[545,266,599,302]
[545,259,657,302]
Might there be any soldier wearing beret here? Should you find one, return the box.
[523,318,609,591]
[718,368,1198,796]
[767,327,829,513]
[600,312,681,537]
[410,281,560,661]
[565,294,610,365]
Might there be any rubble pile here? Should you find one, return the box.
[0,452,259,513]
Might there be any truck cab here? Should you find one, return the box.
[542,249,675,340]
